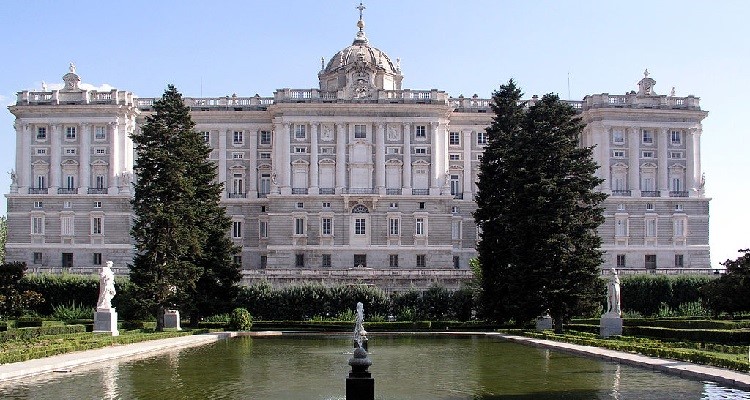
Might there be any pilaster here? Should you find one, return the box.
[50,124,62,191]
[80,123,91,193]
[599,124,611,191]
[247,129,258,197]
[19,122,30,191]
[219,128,228,197]
[658,127,669,195]
[402,123,412,191]
[628,126,640,197]
[336,123,347,193]
[310,122,319,192]
[375,123,385,194]
[462,130,472,199]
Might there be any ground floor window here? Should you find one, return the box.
[616,254,626,268]
[674,254,684,268]
[645,254,657,269]
[260,255,267,269]
[453,256,460,269]
[62,253,73,269]
[322,254,331,268]
[33,252,43,264]
[389,254,398,268]
[295,253,304,268]
[233,255,242,266]
[416,254,426,268]
[354,254,366,268]
[93,253,102,265]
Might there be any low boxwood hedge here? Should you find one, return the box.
[0,324,87,343]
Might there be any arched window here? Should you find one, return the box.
[352,204,369,213]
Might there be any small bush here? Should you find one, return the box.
[15,316,43,328]
[53,303,94,323]
[228,308,253,331]
[0,324,86,343]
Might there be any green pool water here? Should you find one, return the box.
[1,334,748,399]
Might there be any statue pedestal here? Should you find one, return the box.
[94,308,119,336]
[164,309,181,330]
[599,313,622,338]
[535,316,553,331]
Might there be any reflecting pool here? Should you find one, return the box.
[1,334,748,399]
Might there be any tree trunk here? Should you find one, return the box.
[156,305,165,331]
[553,316,564,334]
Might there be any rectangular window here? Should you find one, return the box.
[33,201,43,209]
[65,148,77,155]
[31,216,44,234]
[354,124,366,139]
[616,254,626,268]
[612,130,624,144]
[645,219,657,237]
[322,254,332,268]
[95,126,106,140]
[36,148,47,155]
[451,206,459,214]
[477,132,487,145]
[414,147,427,154]
[450,175,460,196]
[674,254,684,268]
[354,254,367,268]
[36,127,47,140]
[415,125,426,138]
[61,215,74,236]
[389,202,398,209]
[95,175,105,189]
[674,219,686,237]
[645,254,657,269]
[322,202,331,209]
[232,221,242,238]
[66,175,75,189]
[294,147,307,153]
[233,131,244,144]
[33,252,43,264]
[95,148,106,155]
[418,202,425,210]
[201,131,210,143]
[612,150,625,158]
[674,204,684,212]
[233,255,242,266]
[387,147,400,155]
[646,203,654,211]
[260,130,272,144]
[259,152,272,159]
[295,124,306,139]
[451,220,461,240]
[295,254,304,268]
[642,129,653,144]
[259,221,268,238]
[64,201,72,209]
[354,218,366,235]
[669,151,683,159]
[93,253,102,265]
[91,217,103,235]
[671,130,682,145]
[260,255,267,269]
[232,152,244,159]
[416,254,426,268]
[321,217,332,236]
[389,218,400,236]
[94,201,102,208]
[449,153,461,160]
[260,174,271,195]
[415,218,425,236]
[296,202,304,209]
[641,151,655,158]
[295,218,305,235]
[453,256,460,269]
[615,218,628,237]
[389,254,398,268]
[65,126,77,140]
[449,131,460,145]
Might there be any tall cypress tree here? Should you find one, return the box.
[130,85,238,330]
[474,80,606,332]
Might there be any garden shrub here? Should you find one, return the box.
[0,324,86,343]
[228,308,253,331]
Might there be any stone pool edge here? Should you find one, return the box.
[0,332,233,382]
[434,331,750,390]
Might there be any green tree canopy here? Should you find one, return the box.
[474,80,606,332]
[0,216,7,264]
[130,85,239,330]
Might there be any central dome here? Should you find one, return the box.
[318,3,403,96]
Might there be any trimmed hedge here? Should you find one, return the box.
[623,326,750,345]
[572,318,750,330]
[15,317,43,328]
[0,324,86,343]
[620,275,714,316]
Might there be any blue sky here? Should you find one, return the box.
[1,1,748,267]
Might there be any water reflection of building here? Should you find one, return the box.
[4,6,711,290]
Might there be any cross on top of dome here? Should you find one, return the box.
[353,2,368,45]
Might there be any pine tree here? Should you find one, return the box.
[130,85,239,330]
[474,80,606,332]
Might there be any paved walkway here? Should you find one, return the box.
[437,332,750,390]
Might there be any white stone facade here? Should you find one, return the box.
[4,17,711,289]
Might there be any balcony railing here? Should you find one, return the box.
[453,193,464,200]
[345,188,376,194]
[318,188,335,195]
[228,192,247,198]
[291,188,308,195]
[412,189,429,195]
[88,188,107,194]
[28,187,48,194]
[386,188,402,195]
[669,191,689,198]
[58,188,77,194]
[641,191,660,197]
[611,190,632,197]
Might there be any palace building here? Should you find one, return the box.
[4,8,711,290]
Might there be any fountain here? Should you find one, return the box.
[347,302,374,400]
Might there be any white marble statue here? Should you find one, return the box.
[97,261,117,310]
[606,268,621,316]
[353,302,368,348]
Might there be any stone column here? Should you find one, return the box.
[462,130,472,199]
[430,122,445,195]
[658,127,669,195]
[247,129,258,198]
[310,122,319,193]
[628,126,640,196]
[80,123,91,193]
[280,123,291,194]
[686,127,697,193]
[50,124,62,192]
[336,123,346,193]
[375,123,385,194]
[599,125,610,191]
[109,121,120,193]
[18,122,31,190]
[402,123,412,191]
[218,129,228,197]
